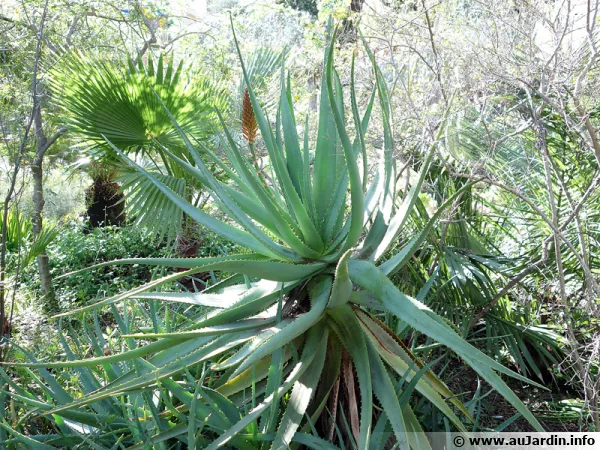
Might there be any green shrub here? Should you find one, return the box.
[20,222,237,309]
[0,208,32,253]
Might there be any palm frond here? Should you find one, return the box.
[51,52,226,155]
[118,161,186,240]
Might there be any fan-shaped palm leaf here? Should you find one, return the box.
[51,52,227,238]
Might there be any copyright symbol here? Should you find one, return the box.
[454,435,465,447]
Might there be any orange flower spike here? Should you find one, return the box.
[242,87,258,144]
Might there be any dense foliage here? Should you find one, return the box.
[1,0,599,448]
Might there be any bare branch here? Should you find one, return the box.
[41,127,68,154]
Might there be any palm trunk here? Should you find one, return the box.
[176,213,210,291]
[85,171,125,229]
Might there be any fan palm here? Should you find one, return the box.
[51,51,226,238]
[53,48,283,241]
[395,167,564,381]
[438,90,600,391]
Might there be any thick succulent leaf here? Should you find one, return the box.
[287,433,341,450]
[358,211,388,259]
[188,380,206,450]
[124,318,274,340]
[369,407,392,450]
[350,55,368,188]
[217,111,322,259]
[355,310,472,423]
[4,327,203,373]
[189,280,301,329]
[280,79,304,198]
[313,70,341,234]
[322,171,349,244]
[260,287,286,435]
[152,98,310,263]
[153,379,255,450]
[41,331,257,416]
[56,326,109,412]
[379,181,476,276]
[325,28,364,251]
[154,143,281,234]
[399,353,467,431]
[14,353,72,405]
[132,284,256,307]
[126,424,189,450]
[168,148,297,262]
[373,148,434,261]
[197,386,245,430]
[4,279,270,372]
[59,254,325,284]
[106,138,294,259]
[360,32,395,213]
[231,21,321,255]
[0,388,127,429]
[280,82,325,253]
[303,332,342,429]
[218,111,299,222]
[403,405,433,450]
[269,320,327,449]
[328,306,373,449]
[323,219,351,258]
[348,260,545,431]
[349,290,384,311]
[204,325,328,450]
[366,339,409,448]
[327,249,353,309]
[301,115,316,221]
[51,268,206,318]
[217,347,293,399]
[211,320,293,371]
[0,423,58,450]
[363,170,383,226]
[230,276,332,377]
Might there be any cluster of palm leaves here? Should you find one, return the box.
[50,51,224,238]
[390,162,564,381]
[1,21,547,449]
[51,48,280,240]
[440,94,600,382]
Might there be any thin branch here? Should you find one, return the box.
[420,0,448,104]
[86,10,129,23]
[471,243,550,327]
[41,128,68,154]
[449,169,600,297]
[65,14,81,46]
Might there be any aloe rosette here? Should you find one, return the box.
[3,21,545,449]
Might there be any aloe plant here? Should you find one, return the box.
[3,20,545,448]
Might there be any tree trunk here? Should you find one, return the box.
[32,83,58,314]
[31,164,56,313]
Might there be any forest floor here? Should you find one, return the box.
[446,365,589,432]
